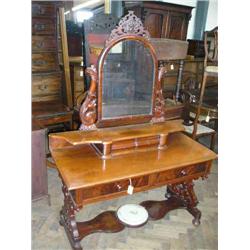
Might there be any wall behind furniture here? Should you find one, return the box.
[205,0,218,30]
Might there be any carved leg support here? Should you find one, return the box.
[60,182,82,250]
[167,181,201,226]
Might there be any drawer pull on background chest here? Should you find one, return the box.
[33,60,47,66]
[34,24,45,31]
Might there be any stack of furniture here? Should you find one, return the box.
[49,12,217,250]
[32,1,73,130]
[183,27,218,150]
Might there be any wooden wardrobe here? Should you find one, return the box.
[124,1,193,40]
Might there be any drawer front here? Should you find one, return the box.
[80,176,148,200]
[32,18,55,35]
[32,73,61,102]
[32,53,58,72]
[152,164,207,186]
[32,3,56,17]
[74,66,84,81]
[32,35,56,51]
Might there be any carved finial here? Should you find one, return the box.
[106,11,150,46]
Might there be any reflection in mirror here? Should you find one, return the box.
[102,40,154,118]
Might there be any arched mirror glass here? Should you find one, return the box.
[102,40,154,119]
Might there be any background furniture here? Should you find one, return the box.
[124,1,193,100]
[32,1,73,130]
[32,120,50,204]
[124,1,193,40]
[182,27,218,150]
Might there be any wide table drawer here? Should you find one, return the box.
[74,162,210,206]
[151,164,208,186]
[32,18,55,35]
[32,53,58,72]
[76,176,149,203]
[32,35,56,51]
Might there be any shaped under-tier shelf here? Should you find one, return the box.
[49,119,184,158]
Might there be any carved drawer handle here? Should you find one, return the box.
[116,184,122,190]
[177,169,187,177]
[181,170,187,176]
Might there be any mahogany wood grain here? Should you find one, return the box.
[50,119,183,146]
[50,133,216,191]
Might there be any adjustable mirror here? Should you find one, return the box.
[79,11,166,130]
[102,39,154,119]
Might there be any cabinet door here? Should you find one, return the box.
[144,10,165,38]
[167,12,188,40]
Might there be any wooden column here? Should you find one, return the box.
[59,7,73,109]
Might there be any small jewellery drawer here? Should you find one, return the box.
[32,52,58,72]
[32,3,56,17]
[80,176,148,200]
[32,73,62,100]
[32,18,55,35]
[153,164,207,185]
[32,35,56,52]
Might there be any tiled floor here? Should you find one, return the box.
[32,136,218,250]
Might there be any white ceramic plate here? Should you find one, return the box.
[117,204,148,226]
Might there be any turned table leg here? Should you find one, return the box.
[60,183,82,250]
[167,181,201,226]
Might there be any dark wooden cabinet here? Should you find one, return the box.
[124,1,193,40]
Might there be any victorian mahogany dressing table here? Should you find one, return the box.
[49,12,217,250]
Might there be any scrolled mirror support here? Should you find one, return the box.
[79,65,98,130]
[152,66,167,122]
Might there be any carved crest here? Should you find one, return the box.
[106,11,150,45]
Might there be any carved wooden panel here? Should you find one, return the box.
[167,12,186,40]
[144,13,163,38]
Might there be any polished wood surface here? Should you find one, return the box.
[50,132,216,191]
[52,132,216,249]
[50,119,183,146]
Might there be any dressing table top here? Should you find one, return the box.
[50,133,217,191]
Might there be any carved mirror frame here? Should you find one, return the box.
[79,11,166,130]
